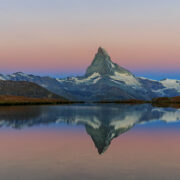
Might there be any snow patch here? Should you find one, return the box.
[9,72,33,79]
[139,77,158,82]
[56,73,101,84]
[56,78,65,83]
[0,75,9,80]
[111,61,115,68]
[93,76,101,83]
[0,76,5,80]
[160,79,180,92]
[73,73,101,84]
[151,89,165,96]
[110,71,141,87]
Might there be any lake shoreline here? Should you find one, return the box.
[0,95,84,106]
[1,101,180,109]
[1,95,180,108]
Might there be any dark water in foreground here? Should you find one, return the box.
[0,104,180,180]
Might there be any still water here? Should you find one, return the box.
[0,104,180,180]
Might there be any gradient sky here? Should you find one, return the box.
[0,0,180,79]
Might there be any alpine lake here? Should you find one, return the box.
[0,104,180,180]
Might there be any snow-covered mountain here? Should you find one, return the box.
[138,77,180,97]
[1,47,180,101]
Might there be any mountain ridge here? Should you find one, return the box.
[0,47,180,101]
[0,80,67,100]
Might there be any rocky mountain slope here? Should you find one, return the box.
[0,47,180,101]
[0,80,66,100]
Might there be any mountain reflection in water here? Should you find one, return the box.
[0,104,179,154]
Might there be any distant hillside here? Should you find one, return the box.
[0,80,67,100]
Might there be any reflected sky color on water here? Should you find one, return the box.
[0,104,180,180]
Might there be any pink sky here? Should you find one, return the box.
[1,0,180,79]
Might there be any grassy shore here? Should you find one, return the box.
[96,97,180,109]
[0,95,83,106]
[151,97,180,108]
[2,95,180,108]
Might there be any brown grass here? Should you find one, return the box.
[0,95,73,105]
[96,99,148,104]
[152,96,180,108]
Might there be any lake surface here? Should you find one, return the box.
[0,104,180,180]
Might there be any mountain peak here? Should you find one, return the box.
[85,47,132,77]
[13,72,25,75]
[98,47,109,56]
